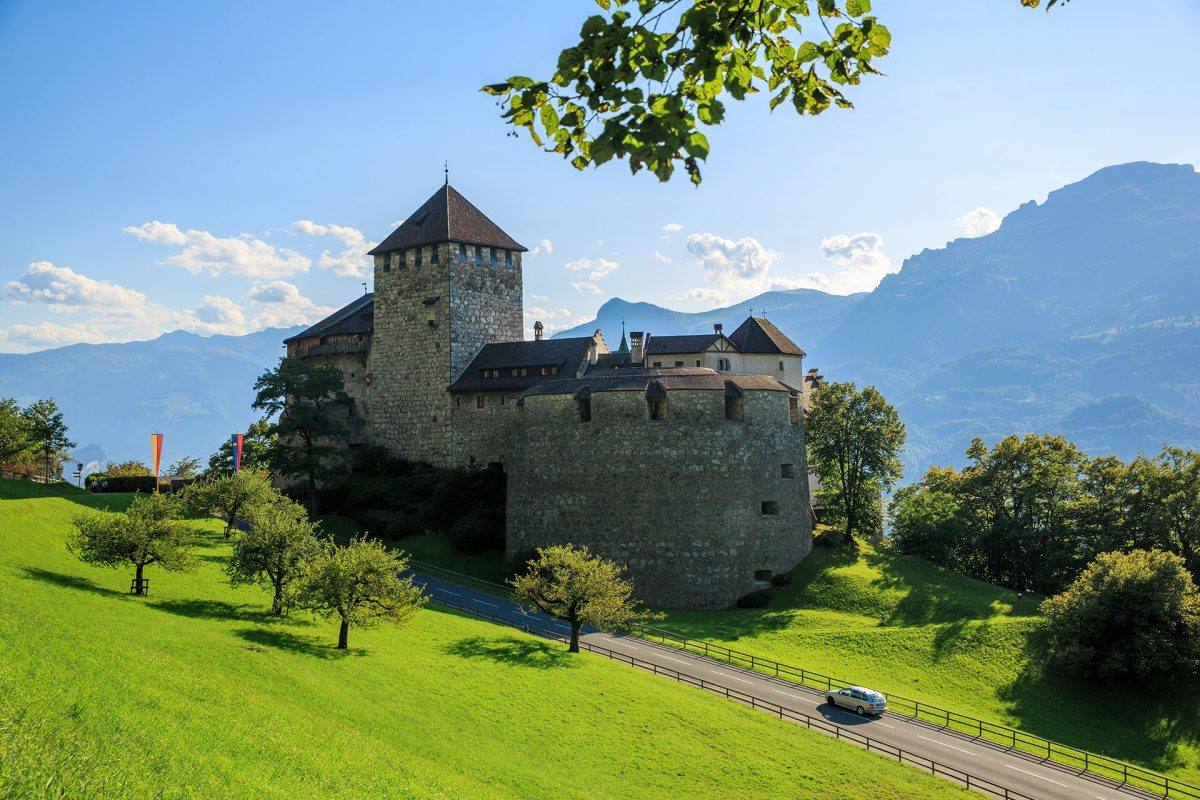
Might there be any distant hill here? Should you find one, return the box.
[560,161,1200,474]
[0,326,300,471]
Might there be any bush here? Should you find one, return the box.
[1041,549,1200,683]
[384,516,426,540]
[736,590,772,609]
[86,474,158,494]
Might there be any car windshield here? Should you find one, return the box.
[864,691,884,702]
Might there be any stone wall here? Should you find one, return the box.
[305,350,372,445]
[506,386,813,609]
[449,391,521,467]
[449,247,523,383]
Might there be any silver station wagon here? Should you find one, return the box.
[826,686,887,716]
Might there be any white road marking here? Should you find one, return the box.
[1003,764,1069,788]
[918,735,974,755]
[873,721,895,728]
[471,599,499,608]
[657,654,690,665]
[772,689,816,703]
[436,589,461,597]
[712,671,754,685]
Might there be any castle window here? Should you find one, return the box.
[520,368,527,376]
[577,396,592,422]
[489,248,498,267]
[724,395,744,421]
[476,395,485,409]
[455,396,461,407]
[550,366,558,375]
[781,463,796,479]
[500,395,506,405]
[511,368,519,377]
[540,367,548,376]
[788,395,801,424]
[415,248,423,268]
[674,361,684,367]
[458,244,468,262]
[761,501,780,516]
[381,254,390,273]
[718,358,731,371]
[696,360,701,367]
[504,251,513,269]
[779,360,785,371]
[430,245,439,265]
[348,399,356,418]
[647,397,667,421]
[474,245,483,266]
[652,361,662,368]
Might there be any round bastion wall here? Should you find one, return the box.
[505,380,814,609]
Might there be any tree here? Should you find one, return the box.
[106,460,152,477]
[1041,549,1200,683]
[296,535,426,649]
[485,0,1062,184]
[68,493,198,595]
[806,381,904,547]
[227,497,323,615]
[180,469,277,538]
[0,398,33,465]
[166,456,202,478]
[510,544,659,653]
[206,417,277,477]
[23,398,75,484]
[252,357,351,516]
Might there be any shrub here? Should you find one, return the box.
[86,475,158,494]
[736,590,772,609]
[1041,549,1200,683]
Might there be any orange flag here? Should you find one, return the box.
[151,433,164,478]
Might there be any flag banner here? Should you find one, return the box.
[231,433,244,472]
[151,433,164,478]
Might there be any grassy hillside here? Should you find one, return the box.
[660,542,1200,785]
[0,479,974,800]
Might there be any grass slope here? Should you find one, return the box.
[0,480,972,800]
[659,542,1200,785]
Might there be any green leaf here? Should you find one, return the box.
[846,0,871,16]
[684,131,709,159]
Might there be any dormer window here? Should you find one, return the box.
[415,248,423,268]
[474,245,483,266]
[381,254,391,273]
[430,245,439,265]
[504,251,513,269]
[458,244,468,262]
[489,248,498,267]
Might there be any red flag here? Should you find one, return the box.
[151,433,164,478]
[231,433,243,472]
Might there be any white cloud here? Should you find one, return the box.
[247,280,337,328]
[5,262,146,311]
[684,232,794,302]
[124,221,311,279]
[570,281,603,295]
[804,231,896,294]
[524,306,574,321]
[955,206,1002,237]
[671,287,732,308]
[529,239,554,257]
[662,223,684,232]
[530,294,549,301]
[564,257,620,281]
[292,220,376,278]
[653,250,672,264]
[177,295,248,336]
[0,321,111,349]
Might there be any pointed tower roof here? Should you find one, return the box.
[367,184,527,256]
[618,320,629,353]
[727,317,806,356]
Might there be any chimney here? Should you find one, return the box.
[714,323,723,335]
[533,321,544,342]
[630,331,645,364]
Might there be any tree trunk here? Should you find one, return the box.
[569,619,581,653]
[308,473,319,518]
[337,617,350,649]
[134,563,146,596]
[271,581,284,616]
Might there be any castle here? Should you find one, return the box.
[283,182,816,609]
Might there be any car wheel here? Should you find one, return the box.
[856,706,865,716]
[826,696,835,706]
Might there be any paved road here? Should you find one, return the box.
[411,572,1161,800]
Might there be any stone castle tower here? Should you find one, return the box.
[366,182,527,466]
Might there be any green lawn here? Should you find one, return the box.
[658,541,1200,786]
[0,479,974,800]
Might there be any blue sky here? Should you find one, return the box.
[1,0,1198,352]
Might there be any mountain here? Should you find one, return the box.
[559,161,1200,475]
[0,326,301,472]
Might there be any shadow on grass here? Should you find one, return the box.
[235,626,364,660]
[442,635,578,670]
[994,626,1200,777]
[19,567,123,597]
[151,597,301,625]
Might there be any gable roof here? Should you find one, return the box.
[283,294,374,343]
[644,333,721,355]
[727,317,805,356]
[368,184,526,256]
[449,337,595,392]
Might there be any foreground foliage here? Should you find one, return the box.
[181,469,277,538]
[1,478,975,799]
[485,0,1061,184]
[227,498,323,615]
[1041,549,1200,683]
